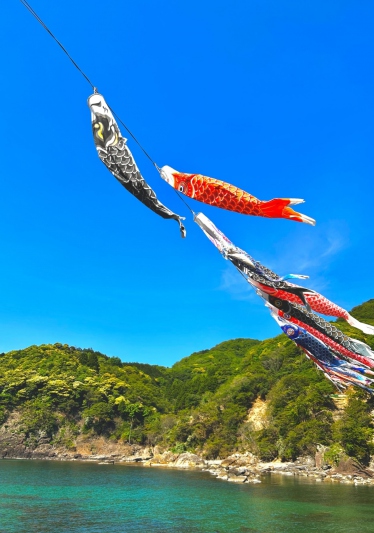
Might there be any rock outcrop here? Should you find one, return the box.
[0,416,374,486]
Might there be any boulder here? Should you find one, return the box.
[228,475,247,483]
[174,453,205,469]
[296,455,315,467]
[150,451,178,465]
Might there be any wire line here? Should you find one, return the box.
[19,0,196,217]
[20,0,95,90]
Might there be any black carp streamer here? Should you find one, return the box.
[88,93,185,237]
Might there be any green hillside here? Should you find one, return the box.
[0,300,374,464]
[350,299,374,325]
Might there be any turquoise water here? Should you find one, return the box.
[0,461,374,532]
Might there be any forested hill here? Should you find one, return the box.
[1,299,374,464]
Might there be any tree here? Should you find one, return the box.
[334,390,374,465]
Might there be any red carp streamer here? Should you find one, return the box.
[252,280,374,335]
[161,166,315,225]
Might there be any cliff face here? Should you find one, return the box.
[0,412,38,459]
[0,412,152,462]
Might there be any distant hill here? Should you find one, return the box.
[350,299,374,325]
[0,299,373,464]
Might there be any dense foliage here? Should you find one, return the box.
[1,300,374,464]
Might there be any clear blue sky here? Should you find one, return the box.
[1,0,373,365]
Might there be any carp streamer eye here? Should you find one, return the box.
[178,185,185,193]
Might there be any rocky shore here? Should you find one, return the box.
[1,420,373,486]
[1,412,373,485]
[144,451,374,486]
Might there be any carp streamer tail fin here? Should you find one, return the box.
[347,315,374,335]
[260,198,316,225]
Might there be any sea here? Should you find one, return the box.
[0,460,373,533]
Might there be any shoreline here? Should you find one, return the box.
[1,446,373,486]
[1,413,372,486]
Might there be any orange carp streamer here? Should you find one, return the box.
[160,166,315,225]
